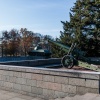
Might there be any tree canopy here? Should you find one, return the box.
[59,0,100,57]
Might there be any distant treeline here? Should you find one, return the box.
[0,28,52,56]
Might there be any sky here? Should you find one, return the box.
[0,0,76,38]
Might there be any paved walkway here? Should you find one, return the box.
[0,89,100,100]
[0,89,42,100]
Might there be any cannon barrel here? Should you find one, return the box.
[48,39,86,59]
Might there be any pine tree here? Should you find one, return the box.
[60,0,100,57]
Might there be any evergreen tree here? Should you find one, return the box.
[60,0,100,57]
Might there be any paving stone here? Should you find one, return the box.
[18,94,34,100]
[81,93,99,100]
[10,97,26,100]
[0,93,15,100]
[94,95,100,100]
[63,97,72,100]
[71,95,82,100]
[54,98,62,100]
[0,90,9,94]
[0,88,100,100]
[5,92,20,97]
[31,98,43,100]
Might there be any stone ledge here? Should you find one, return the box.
[0,64,100,79]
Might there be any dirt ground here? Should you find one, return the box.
[58,65,100,72]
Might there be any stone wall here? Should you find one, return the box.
[0,64,100,99]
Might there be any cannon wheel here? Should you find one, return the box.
[61,55,74,69]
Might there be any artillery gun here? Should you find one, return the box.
[49,40,100,72]
[28,41,51,58]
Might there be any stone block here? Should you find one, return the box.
[7,71,14,77]
[79,73,99,79]
[43,89,55,99]
[49,71,60,76]
[32,74,42,81]
[0,70,4,75]
[52,83,62,91]
[0,81,4,86]
[54,76,68,84]
[9,76,16,83]
[88,88,99,94]
[77,86,99,95]
[69,78,86,86]
[21,85,31,92]
[54,91,66,98]
[31,86,43,95]
[37,81,44,88]
[86,79,99,88]
[37,81,62,91]
[16,78,26,85]
[0,75,2,80]
[43,75,54,82]
[3,71,8,75]
[40,70,50,74]
[60,71,79,77]
[62,84,76,94]
[14,72,22,78]
[2,75,10,82]
[26,79,37,86]
[13,83,21,90]
[47,82,62,91]
[25,73,32,79]
[4,82,13,89]
[22,73,26,78]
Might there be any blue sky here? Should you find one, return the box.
[0,0,76,38]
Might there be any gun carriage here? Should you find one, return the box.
[49,40,99,71]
